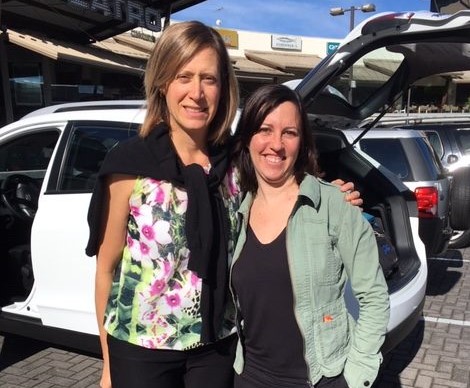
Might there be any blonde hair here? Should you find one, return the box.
[140,21,239,145]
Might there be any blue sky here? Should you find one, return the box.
[173,0,432,38]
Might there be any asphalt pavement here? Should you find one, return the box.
[1,247,469,387]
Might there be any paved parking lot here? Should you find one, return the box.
[1,247,469,388]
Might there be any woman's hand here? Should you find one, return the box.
[331,179,363,208]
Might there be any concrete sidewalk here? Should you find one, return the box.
[1,247,470,387]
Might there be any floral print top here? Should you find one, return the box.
[104,165,242,350]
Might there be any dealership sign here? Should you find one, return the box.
[271,34,302,51]
[326,41,340,56]
[67,0,162,32]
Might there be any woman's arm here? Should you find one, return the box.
[95,174,135,388]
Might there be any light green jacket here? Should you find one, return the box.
[230,174,390,388]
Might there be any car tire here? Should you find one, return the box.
[450,167,470,230]
[448,229,470,249]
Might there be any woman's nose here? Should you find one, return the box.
[189,79,203,99]
[269,133,283,150]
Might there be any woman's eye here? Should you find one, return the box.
[176,74,191,82]
[203,76,218,84]
[283,130,299,138]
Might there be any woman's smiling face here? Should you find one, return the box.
[248,101,301,188]
[165,47,221,139]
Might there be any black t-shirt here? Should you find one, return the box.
[232,224,309,385]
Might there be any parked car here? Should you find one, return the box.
[341,128,453,257]
[417,123,470,173]
[360,114,470,249]
[7,8,470,357]
[0,100,422,355]
[401,123,470,249]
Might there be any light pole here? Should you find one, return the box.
[329,4,376,103]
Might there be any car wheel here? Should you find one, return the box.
[448,229,470,249]
[450,167,470,230]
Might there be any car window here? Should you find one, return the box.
[414,137,443,179]
[423,130,444,159]
[359,138,411,180]
[59,124,137,192]
[328,47,405,107]
[455,128,470,156]
[0,130,60,174]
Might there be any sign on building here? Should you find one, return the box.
[218,29,239,48]
[271,35,302,51]
[67,0,162,32]
[327,42,340,56]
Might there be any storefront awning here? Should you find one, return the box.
[93,37,151,60]
[363,59,401,76]
[111,32,156,54]
[4,29,146,75]
[352,66,390,82]
[440,71,470,84]
[244,50,322,75]
[231,57,292,77]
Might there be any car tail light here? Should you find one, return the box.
[415,187,438,218]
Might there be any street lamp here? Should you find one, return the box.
[329,4,376,32]
[330,4,376,103]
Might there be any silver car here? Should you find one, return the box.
[342,128,453,257]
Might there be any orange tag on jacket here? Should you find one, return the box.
[323,315,334,323]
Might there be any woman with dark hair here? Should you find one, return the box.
[231,84,390,388]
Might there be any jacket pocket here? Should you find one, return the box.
[314,298,350,364]
[305,236,342,286]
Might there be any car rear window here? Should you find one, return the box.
[360,138,410,179]
[423,131,444,159]
[358,137,441,182]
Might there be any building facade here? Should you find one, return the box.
[0,0,201,125]
[4,0,467,126]
[0,1,344,126]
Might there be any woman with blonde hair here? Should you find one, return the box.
[87,21,241,388]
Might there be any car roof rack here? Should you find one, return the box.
[360,112,470,128]
[22,100,146,119]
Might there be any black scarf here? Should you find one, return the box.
[86,123,231,343]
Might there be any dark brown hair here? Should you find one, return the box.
[233,84,321,193]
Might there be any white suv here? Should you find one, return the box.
[0,100,423,355]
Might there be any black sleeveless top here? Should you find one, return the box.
[232,224,309,385]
